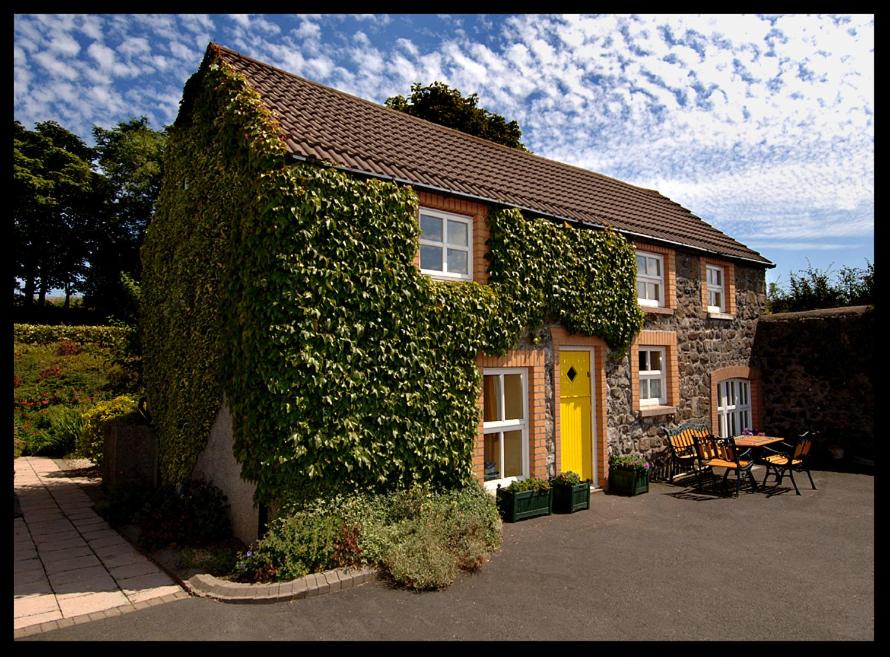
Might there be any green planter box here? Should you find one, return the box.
[608,467,649,496]
[496,487,552,522]
[552,481,591,513]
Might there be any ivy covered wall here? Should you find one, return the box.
[142,48,644,506]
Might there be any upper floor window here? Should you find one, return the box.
[419,208,473,280]
[706,265,726,313]
[636,251,665,307]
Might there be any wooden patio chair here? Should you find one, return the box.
[693,433,758,497]
[663,422,710,485]
[759,432,817,495]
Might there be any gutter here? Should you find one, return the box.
[286,153,776,269]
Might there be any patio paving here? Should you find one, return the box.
[13,457,186,632]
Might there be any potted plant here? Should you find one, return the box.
[550,471,591,513]
[496,477,552,522]
[608,453,651,496]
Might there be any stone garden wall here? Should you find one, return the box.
[751,305,874,463]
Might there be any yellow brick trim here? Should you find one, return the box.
[474,349,547,481]
[700,257,736,315]
[630,330,679,412]
[709,365,763,433]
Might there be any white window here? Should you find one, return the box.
[636,251,664,307]
[706,265,725,313]
[482,369,528,487]
[418,208,473,280]
[638,347,667,406]
[717,379,752,438]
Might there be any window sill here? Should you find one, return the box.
[421,271,473,283]
[707,312,735,321]
[641,305,674,316]
[638,405,677,418]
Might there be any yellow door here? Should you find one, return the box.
[560,350,593,481]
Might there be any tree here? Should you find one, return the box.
[83,117,168,318]
[13,120,98,306]
[767,261,875,313]
[385,81,528,150]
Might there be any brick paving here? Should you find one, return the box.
[13,457,184,633]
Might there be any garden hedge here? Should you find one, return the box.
[141,46,643,505]
[14,324,133,351]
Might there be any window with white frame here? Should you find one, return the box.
[706,265,726,313]
[636,251,664,307]
[716,378,752,437]
[418,208,473,280]
[482,369,528,485]
[638,347,667,406]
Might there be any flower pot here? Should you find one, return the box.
[608,467,649,496]
[551,480,591,513]
[496,486,552,522]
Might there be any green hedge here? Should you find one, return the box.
[14,324,133,351]
[141,47,643,505]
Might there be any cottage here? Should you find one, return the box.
[142,43,773,542]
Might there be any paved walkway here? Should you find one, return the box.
[14,457,185,633]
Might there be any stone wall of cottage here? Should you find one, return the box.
[750,305,874,462]
[609,254,766,460]
[536,252,768,480]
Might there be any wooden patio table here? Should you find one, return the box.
[732,435,784,449]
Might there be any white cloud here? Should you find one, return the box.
[88,41,115,70]
[11,12,873,256]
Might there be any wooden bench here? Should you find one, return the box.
[663,422,712,484]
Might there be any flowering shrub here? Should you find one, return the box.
[504,477,551,492]
[740,428,765,436]
[609,452,651,472]
[78,395,138,467]
[551,471,582,486]
[233,482,501,590]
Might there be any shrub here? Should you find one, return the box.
[552,471,582,486]
[504,476,551,492]
[609,452,651,472]
[233,511,346,582]
[78,395,138,467]
[14,324,132,351]
[382,524,459,590]
[234,482,501,590]
[132,480,231,550]
[55,339,83,356]
[20,405,84,457]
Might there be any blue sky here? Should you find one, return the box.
[14,13,874,288]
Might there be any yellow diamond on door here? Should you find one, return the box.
[559,351,592,481]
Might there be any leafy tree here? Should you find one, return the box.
[768,261,874,313]
[83,117,168,318]
[13,120,98,307]
[14,116,167,320]
[385,82,527,150]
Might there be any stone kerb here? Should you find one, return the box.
[183,565,378,603]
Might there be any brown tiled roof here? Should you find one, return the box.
[211,43,772,267]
